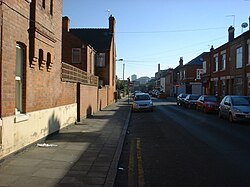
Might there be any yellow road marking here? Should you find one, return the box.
[128,139,135,186]
[128,138,145,186]
[136,138,145,187]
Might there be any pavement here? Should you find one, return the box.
[0,98,131,187]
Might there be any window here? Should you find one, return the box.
[221,53,226,71]
[248,43,250,65]
[16,44,24,113]
[236,47,243,68]
[42,0,45,8]
[214,81,218,96]
[47,52,51,71]
[203,61,206,73]
[234,77,243,95]
[99,79,104,87]
[248,76,250,96]
[50,0,53,15]
[221,80,226,96]
[213,56,218,72]
[196,69,203,80]
[39,49,44,68]
[95,53,106,67]
[72,48,81,63]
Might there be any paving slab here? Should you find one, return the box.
[0,99,131,187]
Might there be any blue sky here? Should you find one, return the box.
[63,0,250,79]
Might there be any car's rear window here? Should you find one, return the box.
[135,95,150,101]
[190,95,199,100]
[204,96,217,102]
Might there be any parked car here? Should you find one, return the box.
[177,93,188,106]
[196,95,220,113]
[183,94,200,109]
[151,90,160,97]
[132,90,142,100]
[218,95,250,123]
[132,93,153,112]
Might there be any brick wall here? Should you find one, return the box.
[0,0,77,117]
[98,87,108,110]
[80,85,98,118]
[0,0,30,116]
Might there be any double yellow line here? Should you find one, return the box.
[128,138,145,187]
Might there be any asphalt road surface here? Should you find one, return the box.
[114,98,250,187]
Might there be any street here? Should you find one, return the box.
[114,98,250,187]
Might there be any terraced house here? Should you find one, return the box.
[0,0,117,159]
[202,22,250,98]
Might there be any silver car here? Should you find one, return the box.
[132,93,153,112]
[219,95,250,122]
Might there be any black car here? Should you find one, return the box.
[177,93,188,106]
[183,94,200,109]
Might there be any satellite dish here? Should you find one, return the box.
[241,22,248,28]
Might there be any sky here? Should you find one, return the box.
[62,0,250,80]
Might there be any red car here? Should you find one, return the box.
[196,95,219,113]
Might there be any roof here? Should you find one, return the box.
[70,28,113,52]
[185,52,208,66]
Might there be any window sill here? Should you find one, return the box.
[15,113,29,123]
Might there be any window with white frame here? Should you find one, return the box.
[213,56,218,72]
[196,69,203,80]
[236,47,243,68]
[16,43,24,114]
[72,48,81,63]
[221,53,226,70]
[202,61,206,73]
[183,70,186,79]
[95,53,105,67]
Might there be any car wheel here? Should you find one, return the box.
[203,107,207,113]
[229,113,234,123]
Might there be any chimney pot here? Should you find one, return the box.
[179,57,183,66]
[228,26,235,42]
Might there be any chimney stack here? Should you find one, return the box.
[158,64,160,72]
[62,16,70,32]
[109,15,116,33]
[179,57,183,66]
[228,26,235,42]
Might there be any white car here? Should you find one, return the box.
[219,95,250,122]
[132,93,153,112]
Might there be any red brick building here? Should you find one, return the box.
[0,1,117,159]
[62,15,117,105]
[0,0,74,159]
[202,25,250,98]
[175,53,206,95]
